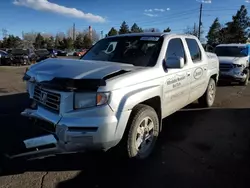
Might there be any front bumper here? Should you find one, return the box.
[10,106,131,160]
[219,70,247,82]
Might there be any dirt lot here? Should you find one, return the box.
[0,65,250,188]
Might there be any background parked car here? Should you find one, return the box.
[74,49,88,56]
[66,50,76,56]
[56,50,68,56]
[10,48,37,66]
[35,49,54,62]
[0,50,12,66]
[47,49,57,58]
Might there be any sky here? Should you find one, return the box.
[0,0,250,39]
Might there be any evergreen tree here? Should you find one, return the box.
[119,21,130,34]
[223,5,249,43]
[163,27,171,32]
[206,18,221,46]
[1,35,22,48]
[83,34,93,48]
[130,23,143,33]
[45,36,54,49]
[107,27,118,36]
[74,34,84,49]
[34,33,44,49]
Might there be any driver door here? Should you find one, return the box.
[162,38,191,117]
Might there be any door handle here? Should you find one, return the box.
[204,68,207,71]
[187,72,191,76]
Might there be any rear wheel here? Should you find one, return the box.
[198,78,216,107]
[118,104,160,160]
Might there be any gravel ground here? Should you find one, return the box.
[0,65,250,188]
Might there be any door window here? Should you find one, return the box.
[166,38,186,64]
[185,39,202,62]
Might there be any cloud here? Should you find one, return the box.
[144,9,153,12]
[246,0,250,3]
[196,0,212,3]
[13,0,106,23]
[144,8,170,12]
[154,8,165,12]
[143,13,158,17]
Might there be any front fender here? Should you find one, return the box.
[116,85,162,112]
[111,85,162,141]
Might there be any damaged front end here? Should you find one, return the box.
[12,67,130,160]
[219,63,249,82]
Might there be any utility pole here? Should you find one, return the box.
[101,31,103,39]
[198,3,203,40]
[73,23,75,41]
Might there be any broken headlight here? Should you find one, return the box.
[74,92,110,109]
[233,64,243,68]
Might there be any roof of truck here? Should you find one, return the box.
[216,43,250,47]
[106,32,197,38]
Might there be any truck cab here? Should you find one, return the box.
[215,44,250,85]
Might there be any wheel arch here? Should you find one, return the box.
[211,73,218,84]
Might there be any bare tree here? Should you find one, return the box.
[41,32,53,39]
[67,28,74,39]
[22,31,38,49]
[184,23,205,43]
[56,32,66,40]
[82,28,100,42]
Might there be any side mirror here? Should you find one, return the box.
[165,56,185,69]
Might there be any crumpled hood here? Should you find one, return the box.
[218,56,248,65]
[27,58,136,83]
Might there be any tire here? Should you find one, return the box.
[198,78,216,107]
[240,71,249,86]
[116,104,160,160]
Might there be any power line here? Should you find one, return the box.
[203,8,239,12]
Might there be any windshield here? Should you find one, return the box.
[215,46,248,57]
[81,36,163,67]
[0,50,7,55]
[11,49,29,55]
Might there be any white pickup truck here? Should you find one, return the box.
[215,44,250,85]
[16,33,219,160]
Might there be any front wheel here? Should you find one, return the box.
[198,78,216,107]
[122,104,160,160]
[240,70,249,86]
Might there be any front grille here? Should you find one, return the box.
[219,63,234,72]
[33,85,61,112]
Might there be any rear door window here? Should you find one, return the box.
[185,38,202,62]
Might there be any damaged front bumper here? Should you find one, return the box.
[219,68,247,82]
[9,106,130,160]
